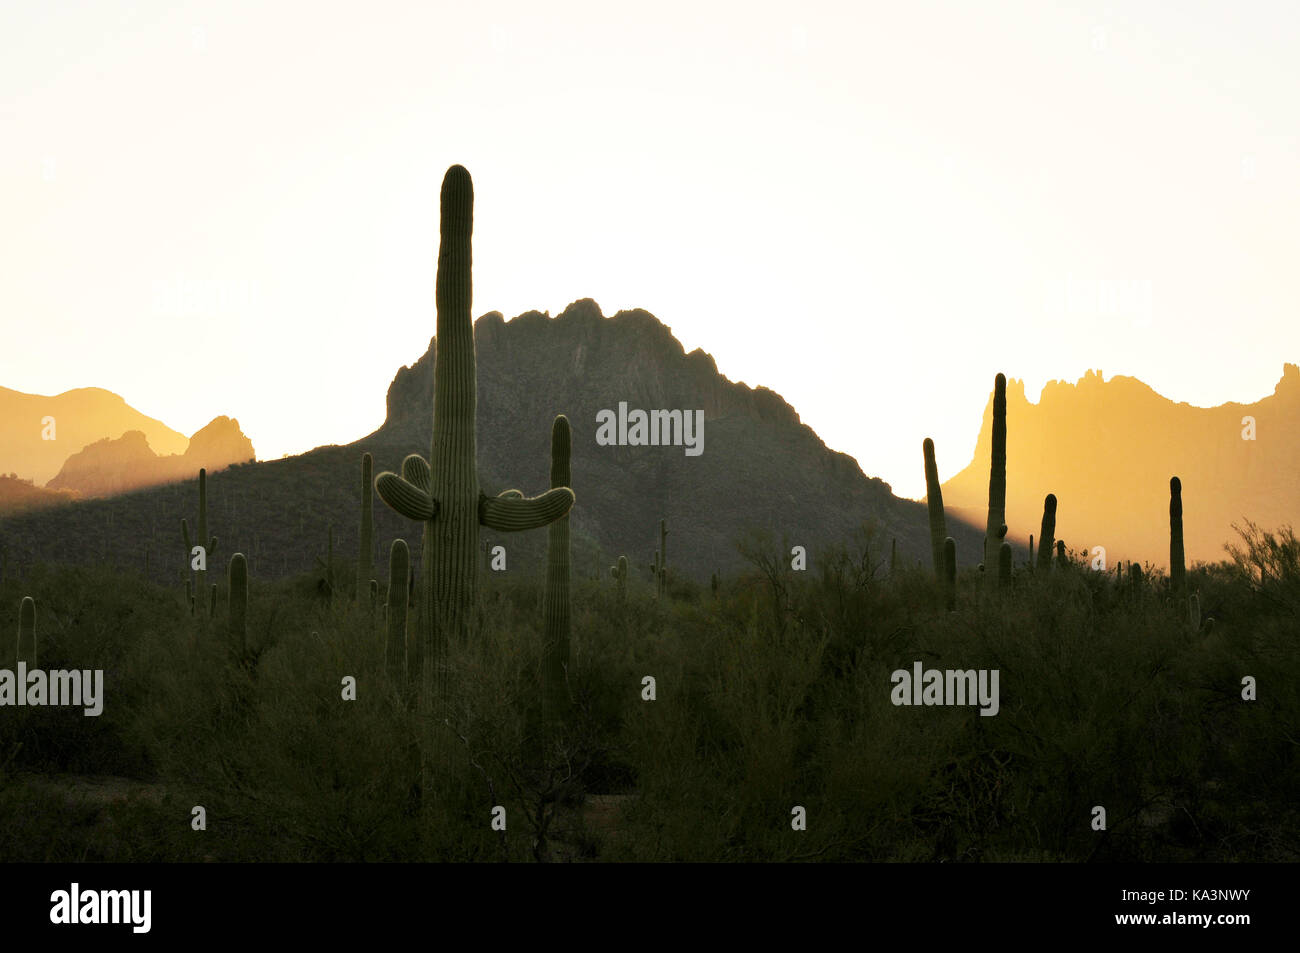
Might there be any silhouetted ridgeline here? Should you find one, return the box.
[0,300,984,583]
[0,385,188,487]
[941,365,1300,569]
[46,416,255,498]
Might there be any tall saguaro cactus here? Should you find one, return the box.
[1169,476,1186,596]
[358,453,374,602]
[922,437,947,576]
[181,467,217,593]
[385,539,409,685]
[17,596,36,667]
[228,552,248,656]
[1036,494,1057,572]
[371,165,574,798]
[542,415,573,727]
[984,373,1007,588]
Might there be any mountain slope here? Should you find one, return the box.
[0,301,985,583]
[0,386,190,486]
[940,366,1300,569]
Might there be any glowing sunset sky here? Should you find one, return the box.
[2,1,1297,499]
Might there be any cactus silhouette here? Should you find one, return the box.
[228,552,247,656]
[1036,494,1057,572]
[181,467,217,594]
[1056,539,1067,569]
[1028,534,1035,569]
[17,596,36,667]
[385,539,409,685]
[1169,476,1186,596]
[1188,591,1201,632]
[943,538,957,612]
[610,555,628,599]
[984,373,1007,587]
[358,453,374,603]
[998,541,1012,588]
[658,519,669,597]
[922,437,947,575]
[542,415,572,727]
[371,165,574,797]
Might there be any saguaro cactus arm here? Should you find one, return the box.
[375,471,438,521]
[479,488,575,531]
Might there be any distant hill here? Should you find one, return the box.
[940,365,1300,569]
[0,300,985,584]
[46,417,256,498]
[0,474,78,516]
[0,386,189,486]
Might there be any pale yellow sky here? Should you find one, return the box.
[3,1,1297,499]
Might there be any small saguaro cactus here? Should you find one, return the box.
[658,518,669,597]
[998,541,1012,588]
[651,550,661,597]
[1188,591,1201,632]
[228,552,248,655]
[358,453,374,603]
[385,539,409,685]
[1036,494,1057,572]
[984,373,1008,589]
[610,555,628,599]
[370,165,575,798]
[1056,539,1067,569]
[1169,476,1186,596]
[943,538,957,611]
[922,437,947,576]
[17,596,36,667]
[542,414,573,727]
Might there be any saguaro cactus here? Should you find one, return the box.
[181,467,217,593]
[610,555,628,599]
[998,541,1012,588]
[1188,592,1201,632]
[385,539,409,685]
[358,453,374,602]
[1036,494,1057,572]
[371,166,574,796]
[984,373,1007,588]
[922,437,947,576]
[658,518,669,597]
[1169,476,1186,596]
[943,538,957,611]
[542,415,572,726]
[17,596,36,667]
[228,553,248,655]
[1056,539,1067,569]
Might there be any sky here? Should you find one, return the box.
[2,0,1298,499]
